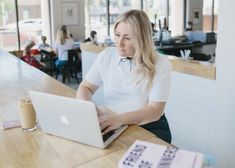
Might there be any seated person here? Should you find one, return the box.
[77,10,172,143]
[53,26,74,75]
[186,21,193,31]
[70,33,74,41]
[38,35,51,61]
[38,35,50,49]
[21,40,46,69]
[84,31,97,44]
[151,22,158,36]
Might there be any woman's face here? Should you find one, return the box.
[114,22,135,57]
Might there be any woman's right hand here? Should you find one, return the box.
[96,106,113,117]
[96,106,124,134]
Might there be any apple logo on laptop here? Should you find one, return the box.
[60,115,70,125]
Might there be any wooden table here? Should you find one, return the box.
[0,50,171,168]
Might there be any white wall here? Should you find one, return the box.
[81,51,104,105]
[50,0,85,42]
[211,0,235,167]
[165,72,215,155]
[170,0,184,36]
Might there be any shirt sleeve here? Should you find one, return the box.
[149,56,172,102]
[85,49,107,86]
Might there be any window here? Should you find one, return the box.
[109,0,141,39]
[203,0,218,32]
[85,0,108,43]
[85,0,141,42]
[85,0,182,41]
[0,0,42,51]
[17,0,42,50]
[0,0,18,51]
[143,0,169,31]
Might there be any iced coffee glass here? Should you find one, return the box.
[18,97,37,132]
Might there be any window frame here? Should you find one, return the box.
[86,0,172,38]
[1,0,49,51]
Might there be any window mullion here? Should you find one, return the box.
[15,0,21,50]
[211,0,215,32]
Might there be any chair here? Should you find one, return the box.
[56,49,81,83]
[40,49,56,76]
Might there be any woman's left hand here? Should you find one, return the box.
[98,109,123,134]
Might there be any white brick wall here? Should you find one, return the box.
[81,51,104,105]
[165,71,216,154]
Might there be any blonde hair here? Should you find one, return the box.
[56,26,69,45]
[24,40,35,55]
[114,10,159,88]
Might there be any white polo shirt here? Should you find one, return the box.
[85,47,172,113]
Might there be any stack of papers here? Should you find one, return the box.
[119,140,204,168]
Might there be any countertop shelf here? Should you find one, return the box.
[168,56,216,80]
[80,43,216,80]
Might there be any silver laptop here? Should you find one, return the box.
[29,91,127,148]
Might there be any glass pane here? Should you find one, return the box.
[213,0,218,32]
[143,0,168,31]
[203,0,212,32]
[0,0,18,51]
[17,0,42,50]
[85,0,108,43]
[109,0,141,39]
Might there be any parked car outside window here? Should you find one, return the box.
[6,18,42,33]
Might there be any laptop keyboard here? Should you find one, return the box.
[102,130,115,142]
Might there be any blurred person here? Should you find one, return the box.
[53,26,74,72]
[151,22,158,36]
[84,30,97,44]
[38,35,50,49]
[21,40,46,69]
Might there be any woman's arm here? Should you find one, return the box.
[99,101,166,134]
[76,80,98,101]
[120,101,166,125]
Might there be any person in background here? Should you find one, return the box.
[38,35,50,49]
[151,22,158,36]
[61,25,67,31]
[38,35,51,61]
[186,21,193,31]
[84,30,97,44]
[70,33,74,40]
[61,25,72,38]
[53,26,74,73]
[151,22,159,45]
[76,10,172,143]
[21,40,46,69]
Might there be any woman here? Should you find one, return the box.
[53,26,74,71]
[77,10,172,143]
[21,40,46,69]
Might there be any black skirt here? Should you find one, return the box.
[140,114,172,143]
